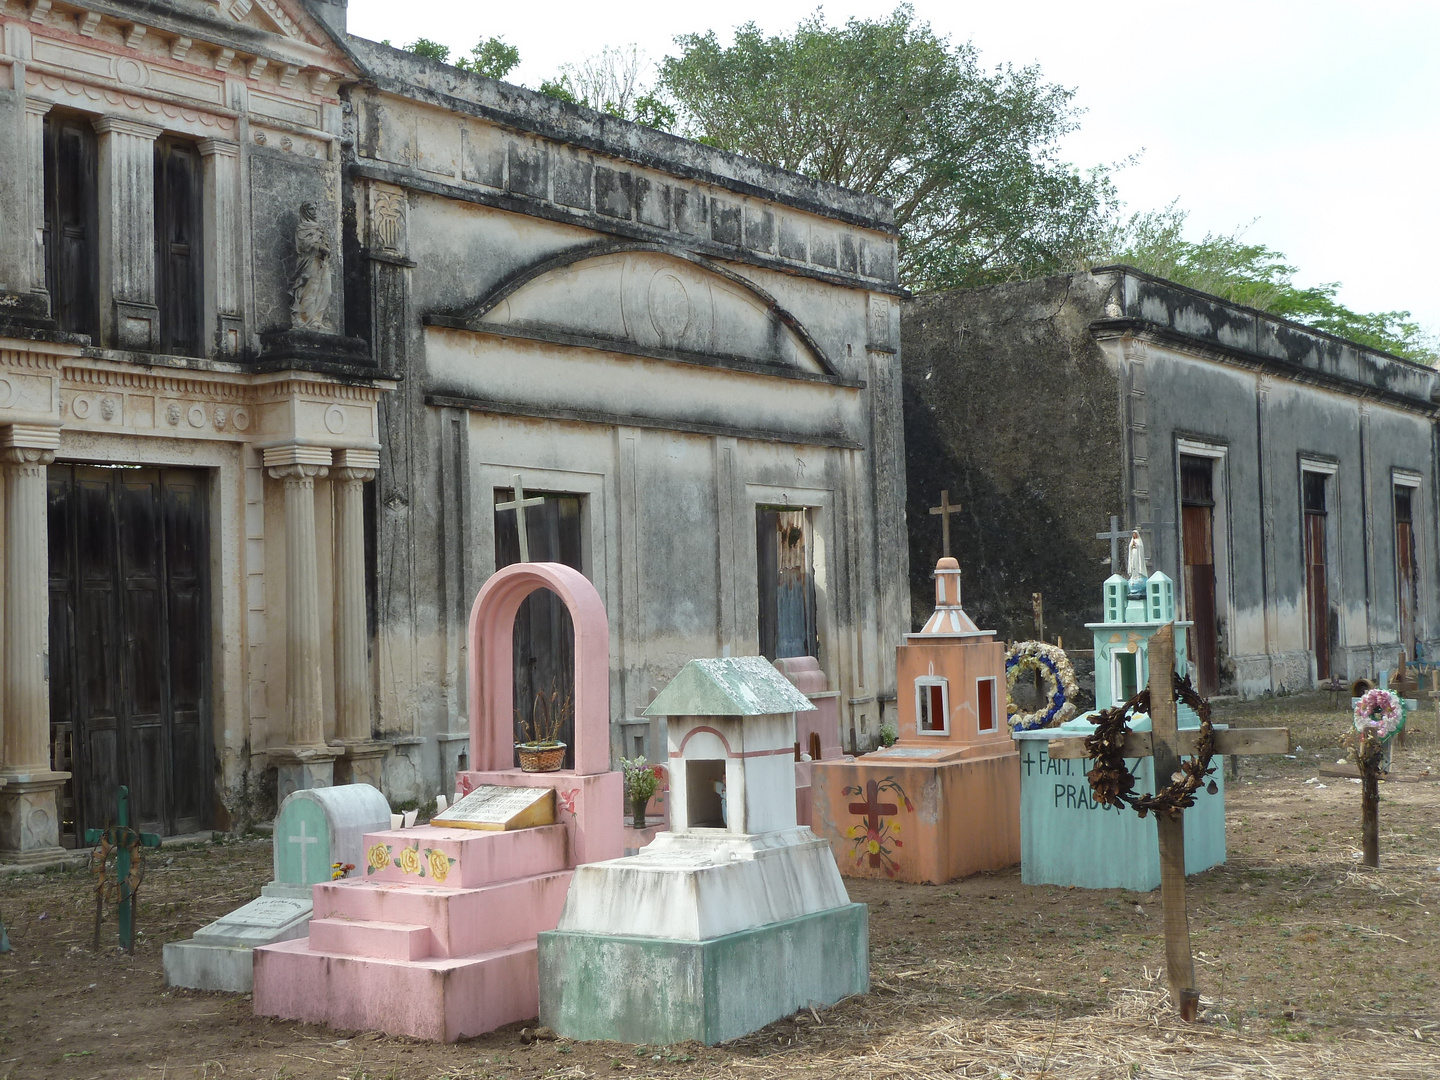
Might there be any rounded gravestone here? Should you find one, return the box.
[274,785,391,887]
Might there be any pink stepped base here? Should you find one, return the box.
[254,824,573,1042]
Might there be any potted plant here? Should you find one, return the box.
[620,756,664,829]
[515,687,569,772]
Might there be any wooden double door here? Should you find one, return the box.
[48,466,212,842]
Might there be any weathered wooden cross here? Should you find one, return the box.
[929,490,961,559]
[1050,625,1289,1020]
[1096,514,1129,570]
[496,472,546,563]
[84,786,161,954]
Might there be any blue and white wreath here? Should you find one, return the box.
[1005,641,1081,731]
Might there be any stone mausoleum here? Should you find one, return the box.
[0,0,909,860]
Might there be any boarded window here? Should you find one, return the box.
[1180,455,1220,694]
[43,112,100,339]
[757,507,818,661]
[154,138,204,356]
[1302,471,1331,679]
[1396,484,1419,655]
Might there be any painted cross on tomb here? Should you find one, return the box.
[844,777,913,876]
[929,490,961,559]
[495,472,546,563]
[290,819,319,882]
[1096,514,1129,570]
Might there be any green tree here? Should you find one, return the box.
[1109,204,1437,362]
[657,5,1117,291]
[540,45,677,130]
[405,38,450,64]
[402,36,521,82]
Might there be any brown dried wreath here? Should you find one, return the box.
[1082,671,1218,819]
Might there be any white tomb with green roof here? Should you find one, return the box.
[538,656,868,1046]
[1011,536,1227,890]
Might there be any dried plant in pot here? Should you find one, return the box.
[515,687,570,772]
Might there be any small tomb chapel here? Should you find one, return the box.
[539,656,867,1047]
[810,555,1020,883]
[1012,552,1227,891]
[251,561,622,1042]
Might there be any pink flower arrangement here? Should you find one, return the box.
[1353,687,1403,740]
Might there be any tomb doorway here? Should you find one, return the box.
[1180,456,1220,695]
[1395,483,1419,658]
[494,488,584,769]
[1302,470,1332,680]
[757,507,818,661]
[47,465,212,843]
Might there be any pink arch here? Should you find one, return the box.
[466,562,611,776]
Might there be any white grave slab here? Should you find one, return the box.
[164,784,391,992]
[432,785,555,831]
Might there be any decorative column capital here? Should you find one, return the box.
[197,137,240,159]
[263,443,332,478]
[332,447,379,483]
[1,446,56,468]
[1,424,60,467]
[92,116,163,140]
[22,99,54,118]
[267,463,328,482]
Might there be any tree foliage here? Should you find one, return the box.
[1109,204,1437,362]
[402,36,521,81]
[657,5,1117,291]
[540,45,676,130]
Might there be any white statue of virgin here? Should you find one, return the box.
[1126,529,1147,598]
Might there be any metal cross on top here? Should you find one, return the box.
[929,490,961,559]
[496,472,546,563]
[1050,625,1289,1020]
[1096,514,1129,570]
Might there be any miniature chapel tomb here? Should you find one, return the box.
[811,556,1020,883]
[539,656,868,1047]
[252,562,622,1042]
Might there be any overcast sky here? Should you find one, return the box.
[347,0,1439,333]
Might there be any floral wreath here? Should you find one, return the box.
[1344,687,1405,773]
[1082,672,1217,818]
[1005,641,1081,731]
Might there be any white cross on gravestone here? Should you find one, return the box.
[289,819,319,882]
[495,472,546,563]
[1096,515,1129,569]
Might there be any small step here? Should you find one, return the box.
[307,917,432,961]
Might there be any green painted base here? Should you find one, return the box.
[539,904,868,1046]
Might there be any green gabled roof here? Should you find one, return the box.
[643,657,817,718]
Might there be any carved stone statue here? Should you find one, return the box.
[290,202,332,330]
[1126,529,1147,598]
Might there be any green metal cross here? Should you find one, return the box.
[85,786,161,953]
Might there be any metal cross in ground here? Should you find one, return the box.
[495,472,546,562]
[1050,625,1289,1019]
[929,490,961,559]
[84,786,161,953]
[1096,514,1128,570]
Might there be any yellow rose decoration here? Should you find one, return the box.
[867,839,881,855]
[427,848,451,883]
[366,843,391,873]
[397,845,423,875]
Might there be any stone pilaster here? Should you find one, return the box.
[0,423,68,864]
[23,99,52,312]
[264,444,338,798]
[94,116,161,350]
[330,448,387,787]
[198,138,243,356]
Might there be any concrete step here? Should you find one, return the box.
[307,917,432,961]
[358,824,569,889]
[312,868,573,958]
[254,936,539,1042]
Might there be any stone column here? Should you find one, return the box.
[93,116,161,350]
[24,99,52,312]
[198,138,242,356]
[264,445,338,798]
[0,424,68,864]
[331,449,387,787]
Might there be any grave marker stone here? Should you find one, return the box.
[432,785,555,831]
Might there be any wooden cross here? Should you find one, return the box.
[929,490,961,559]
[495,472,545,563]
[1050,625,1289,1020]
[848,779,897,868]
[1096,514,1128,570]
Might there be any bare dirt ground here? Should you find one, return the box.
[3,691,1439,1079]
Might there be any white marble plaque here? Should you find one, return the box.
[870,746,945,758]
[432,785,554,829]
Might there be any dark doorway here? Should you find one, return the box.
[494,489,583,769]
[1395,485,1418,658]
[154,137,204,357]
[1180,456,1220,695]
[757,507,818,661]
[1302,471,1331,681]
[42,111,100,339]
[48,466,212,843]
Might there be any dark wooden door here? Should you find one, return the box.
[494,490,583,769]
[43,112,99,339]
[1180,458,1219,695]
[757,507,818,661]
[154,138,204,357]
[1303,472,1331,681]
[1395,485,1418,657]
[48,466,211,842]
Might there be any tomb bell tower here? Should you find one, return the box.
[1090,570,1191,709]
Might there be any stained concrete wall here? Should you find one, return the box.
[902,267,1440,697]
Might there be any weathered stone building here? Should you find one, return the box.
[0,0,908,859]
[903,268,1440,698]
